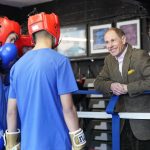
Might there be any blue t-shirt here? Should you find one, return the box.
[9,48,78,150]
[0,76,8,132]
[0,76,5,150]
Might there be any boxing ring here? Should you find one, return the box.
[73,90,150,150]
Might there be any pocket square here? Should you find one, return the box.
[128,69,135,75]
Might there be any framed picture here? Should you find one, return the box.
[89,24,112,55]
[117,19,140,49]
[57,25,87,58]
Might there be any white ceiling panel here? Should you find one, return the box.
[0,0,53,8]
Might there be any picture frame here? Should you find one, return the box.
[89,24,112,55]
[117,19,140,49]
[57,25,87,58]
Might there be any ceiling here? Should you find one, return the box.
[0,0,149,12]
[0,0,54,8]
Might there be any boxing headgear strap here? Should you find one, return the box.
[28,12,60,48]
[0,17,21,46]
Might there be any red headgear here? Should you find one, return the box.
[15,35,34,56]
[0,17,21,46]
[28,12,60,48]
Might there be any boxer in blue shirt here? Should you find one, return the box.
[6,12,86,150]
[0,17,20,150]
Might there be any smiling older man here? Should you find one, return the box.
[94,27,150,150]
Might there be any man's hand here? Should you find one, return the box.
[122,84,128,94]
[110,83,128,95]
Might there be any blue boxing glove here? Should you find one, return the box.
[0,43,18,70]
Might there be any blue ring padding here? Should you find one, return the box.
[105,95,120,150]
[112,114,120,150]
[73,90,101,95]
[144,91,150,94]
[106,95,119,114]
[72,90,150,150]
